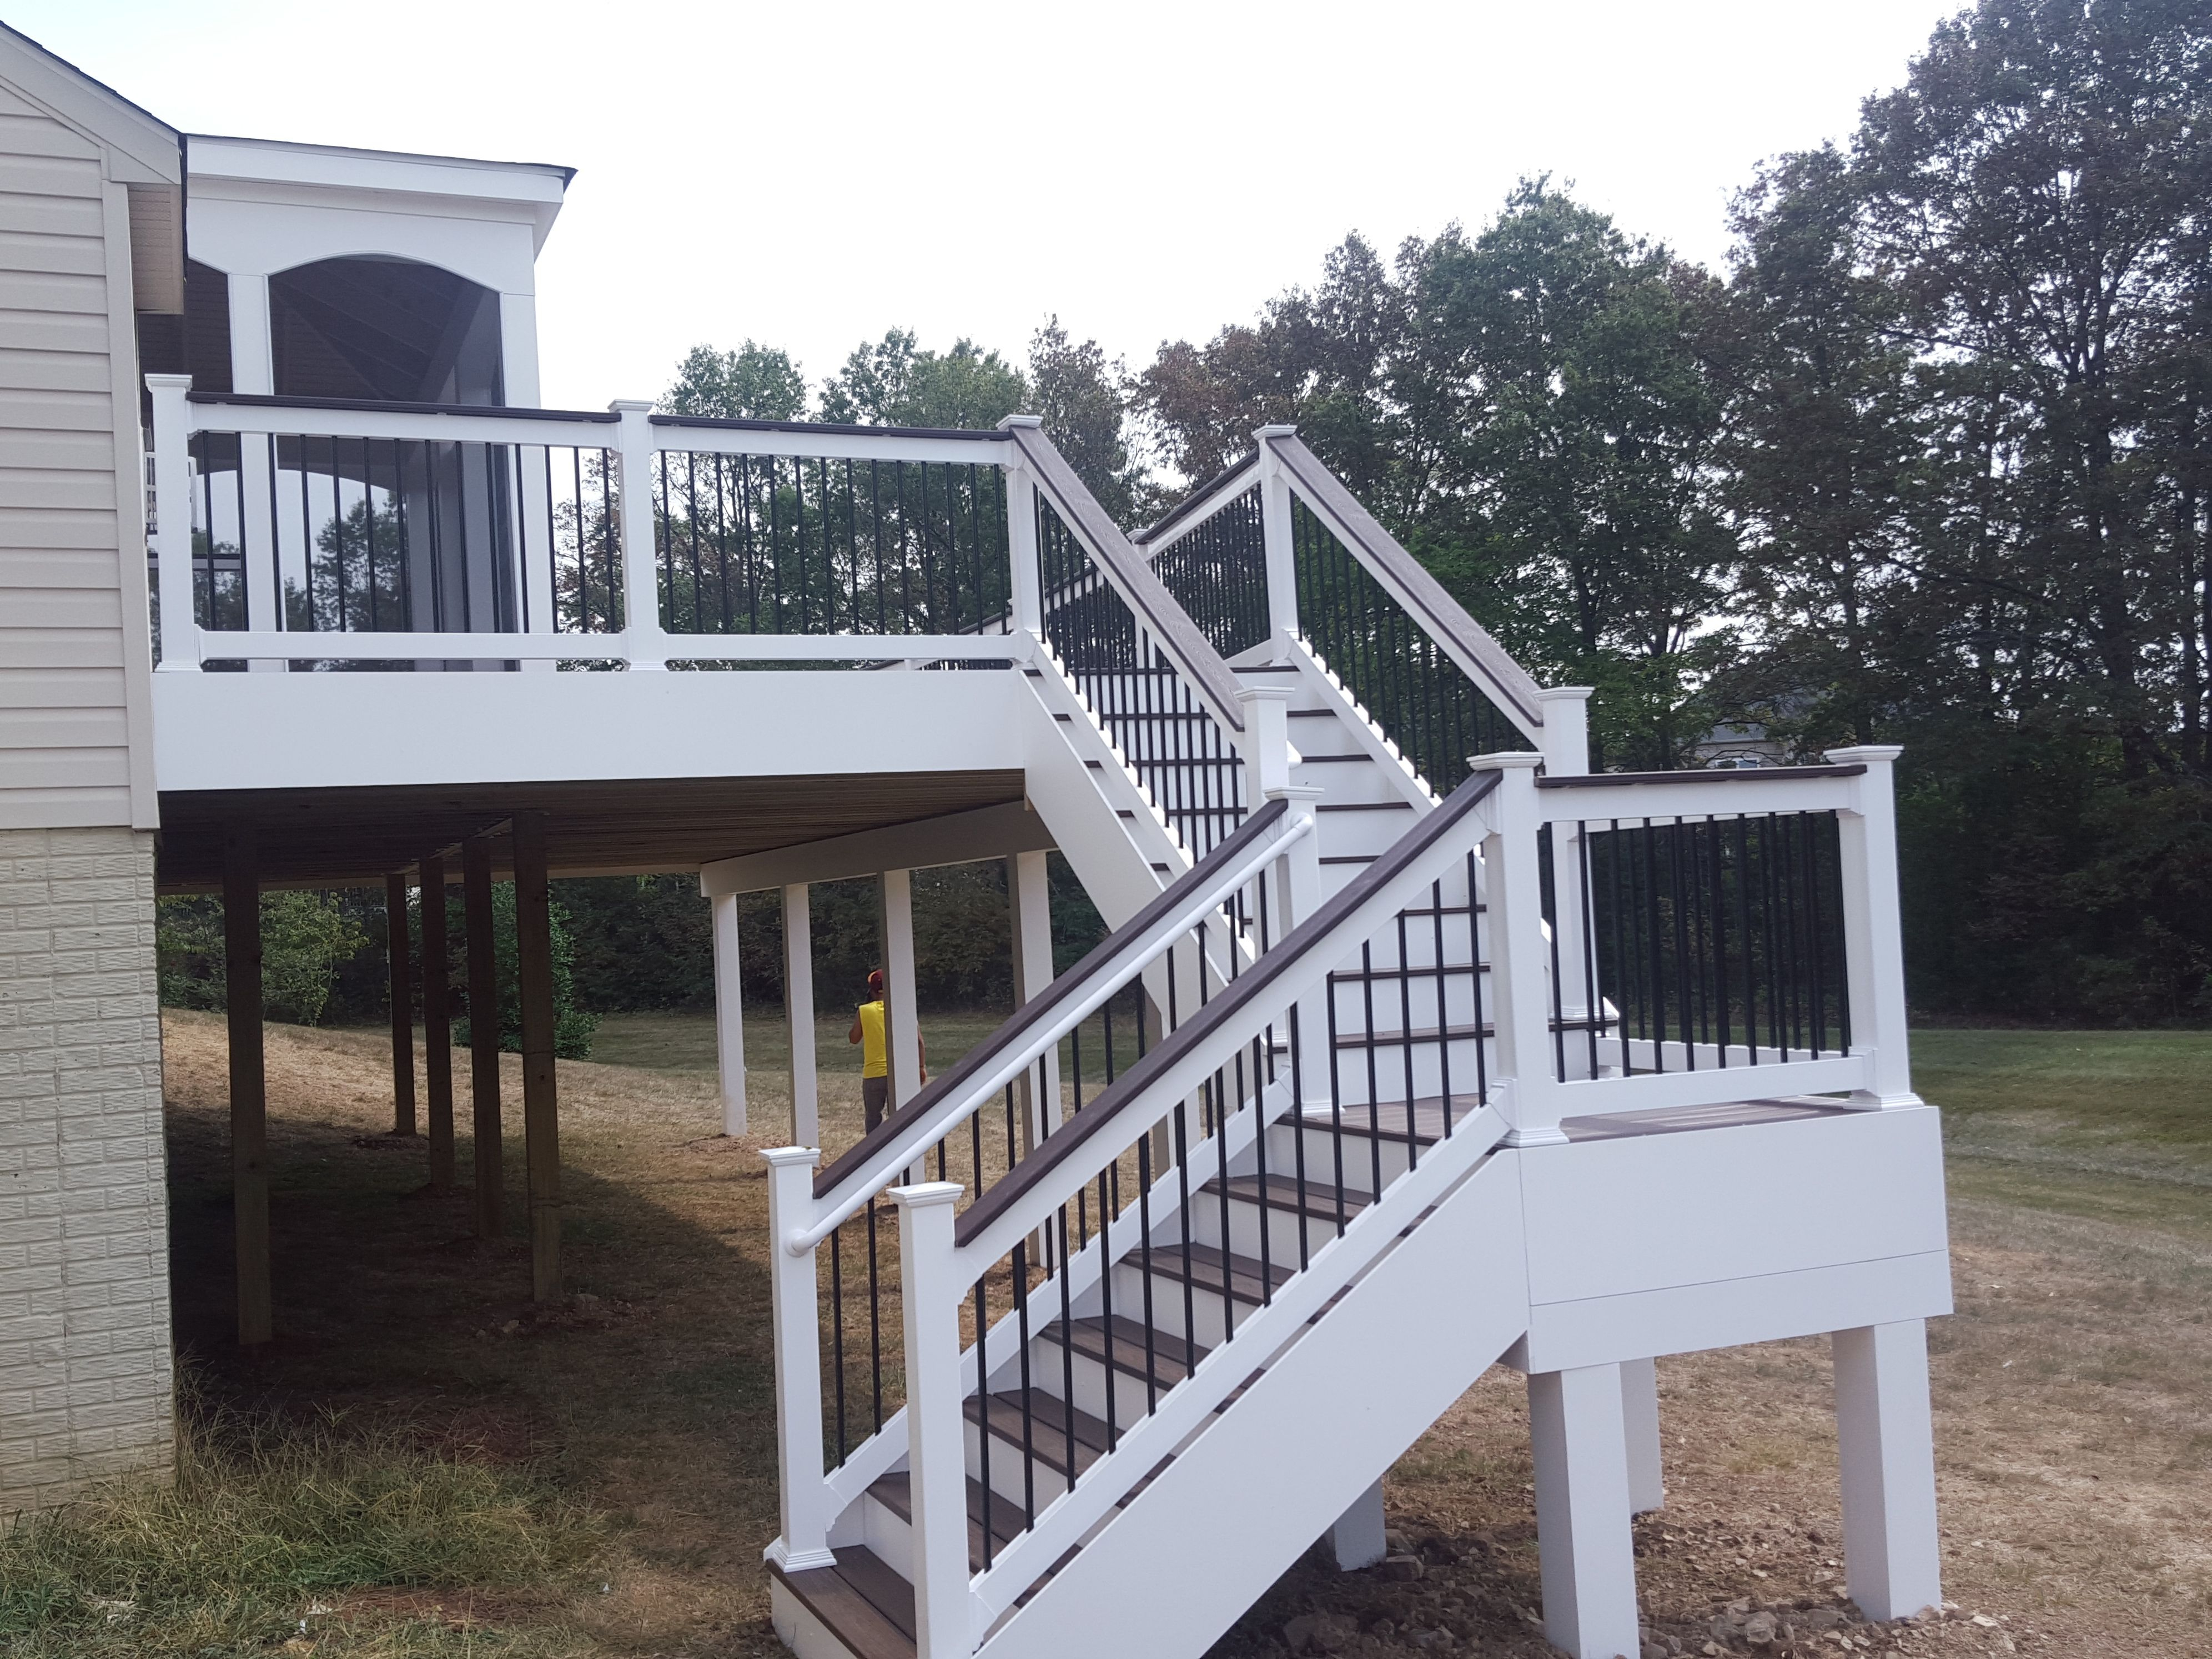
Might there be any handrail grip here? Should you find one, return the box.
[796,799,1301,1233]
[1003,421,1248,735]
[1264,431,1547,733]
[952,768,1504,1251]
[185,390,619,423]
[1129,452,1261,550]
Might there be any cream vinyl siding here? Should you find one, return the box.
[0,84,143,830]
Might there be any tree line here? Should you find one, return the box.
[159,0,2212,1027]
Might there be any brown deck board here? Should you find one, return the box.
[1139,1240,1294,1306]
[767,1549,914,1659]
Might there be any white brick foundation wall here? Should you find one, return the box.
[0,825,174,1512]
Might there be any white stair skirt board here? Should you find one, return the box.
[973,1155,1529,1659]
[1834,1320,1944,1621]
[1330,1479,1388,1571]
[1528,1363,1641,1659]
[1621,1355,1663,1515]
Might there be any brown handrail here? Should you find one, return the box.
[810,797,1292,1202]
[1536,763,1867,789]
[1264,431,1546,732]
[1129,453,1260,549]
[1005,421,1248,734]
[952,768,1503,1249]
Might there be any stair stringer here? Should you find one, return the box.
[972,1152,1531,1659]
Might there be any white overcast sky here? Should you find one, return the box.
[13,0,1960,411]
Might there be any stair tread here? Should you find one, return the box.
[1316,800,1415,811]
[1330,962,1487,981]
[1298,1096,1485,1145]
[967,1390,1117,1477]
[1200,1172,1371,1224]
[1138,1239,1295,1304]
[768,1547,915,1659]
[1334,1017,1607,1047]
[867,1471,1024,1571]
[1040,1313,1209,1386]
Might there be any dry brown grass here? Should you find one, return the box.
[150,1011,2212,1656]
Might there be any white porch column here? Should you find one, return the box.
[1826,745,1919,1106]
[1003,434,1043,636]
[1528,1363,1642,1659]
[1255,425,1301,655]
[782,884,819,1147]
[1330,1477,1387,1570]
[1007,850,1059,1144]
[711,891,747,1137]
[893,1181,975,1658]
[1833,1320,1943,1620]
[1620,1355,1664,1514]
[881,869,923,1110]
[763,1148,835,1571]
[227,272,281,667]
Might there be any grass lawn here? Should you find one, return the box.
[6,1012,2206,1656]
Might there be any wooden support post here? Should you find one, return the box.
[420,849,455,1189]
[711,890,748,1136]
[462,832,502,1240]
[512,811,561,1301]
[782,884,818,1147]
[385,870,417,1136]
[222,825,271,1346]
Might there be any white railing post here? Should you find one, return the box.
[145,374,199,672]
[1001,417,1044,636]
[763,1148,835,1571]
[1234,682,1294,808]
[1473,752,1562,1144]
[610,400,667,669]
[782,884,820,1147]
[892,1181,976,1659]
[1270,783,1330,1103]
[1536,688,1595,1026]
[1255,426,1300,657]
[1826,745,1919,1107]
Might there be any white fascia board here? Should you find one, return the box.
[150,670,1025,795]
[1515,1105,1950,1309]
[0,24,181,185]
[187,134,568,253]
[699,800,1054,896]
[186,191,544,294]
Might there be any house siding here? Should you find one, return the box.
[0,41,175,1511]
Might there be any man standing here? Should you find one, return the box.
[849,969,924,1132]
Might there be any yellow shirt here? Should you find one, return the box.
[858,999,887,1078]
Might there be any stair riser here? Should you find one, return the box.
[1324,917,1489,979]
[1324,1042,1492,1109]
[1328,975,1487,1033]
[1034,1334,1180,1425]
[1112,1260,1254,1351]
[1314,814,1418,860]
[1273,1124,1418,1194]
[966,1415,1085,1513]
[1187,1188,1352,1264]
[859,1490,916,1582]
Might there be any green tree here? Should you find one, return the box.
[1029,316,1151,525]
[818,329,1028,430]
[660,341,808,420]
[448,883,596,1060]
[157,892,368,1027]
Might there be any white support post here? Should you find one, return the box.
[893,1181,976,1659]
[1826,745,1918,1106]
[1002,424,1044,636]
[1330,1477,1388,1570]
[610,400,667,669]
[1235,682,1294,811]
[145,374,199,672]
[1620,1355,1664,1514]
[1474,753,1561,1145]
[1255,426,1301,657]
[763,1147,836,1571]
[881,869,923,1111]
[1007,851,1059,1144]
[1833,1321,1943,1621]
[711,891,748,1137]
[1528,1364,1642,1659]
[1536,688,1596,1025]
[782,884,819,1147]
